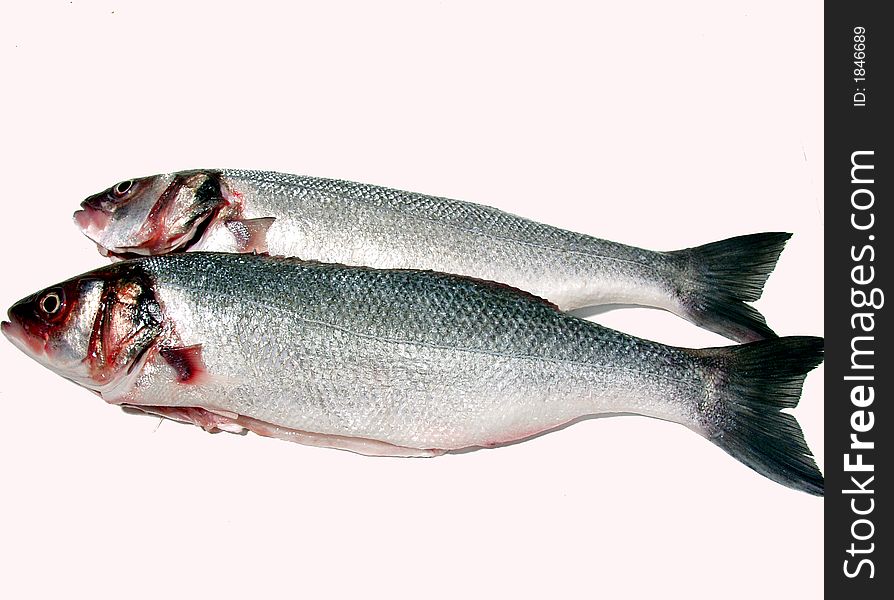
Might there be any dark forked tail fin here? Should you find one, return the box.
[692,336,824,496]
[670,232,792,342]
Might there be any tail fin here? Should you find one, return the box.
[693,336,824,496]
[670,232,791,342]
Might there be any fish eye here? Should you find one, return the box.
[112,180,134,198]
[38,290,63,316]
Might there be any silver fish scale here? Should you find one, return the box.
[220,170,679,310]
[138,253,705,448]
[225,170,585,248]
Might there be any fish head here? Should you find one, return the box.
[74,171,228,258]
[3,264,164,397]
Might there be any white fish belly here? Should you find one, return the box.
[126,307,700,450]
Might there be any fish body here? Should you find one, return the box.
[75,170,790,342]
[3,252,823,494]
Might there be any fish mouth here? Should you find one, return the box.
[1,319,45,357]
[71,210,170,260]
[73,207,111,238]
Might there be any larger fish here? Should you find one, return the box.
[74,170,790,342]
[3,252,822,495]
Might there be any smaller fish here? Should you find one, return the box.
[75,169,791,342]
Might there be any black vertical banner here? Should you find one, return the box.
[826,3,891,596]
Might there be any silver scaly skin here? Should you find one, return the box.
[75,170,792,342]
[4,253,823,494]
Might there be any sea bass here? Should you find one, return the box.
[3,252,823,495]
[74,170,790,342]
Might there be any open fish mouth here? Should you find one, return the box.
[73,207,110,239]
[73,206,142,257]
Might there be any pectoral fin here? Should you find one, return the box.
[224,217,276,253]
[160,344,207,384]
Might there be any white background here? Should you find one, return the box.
[0,2,822,598]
